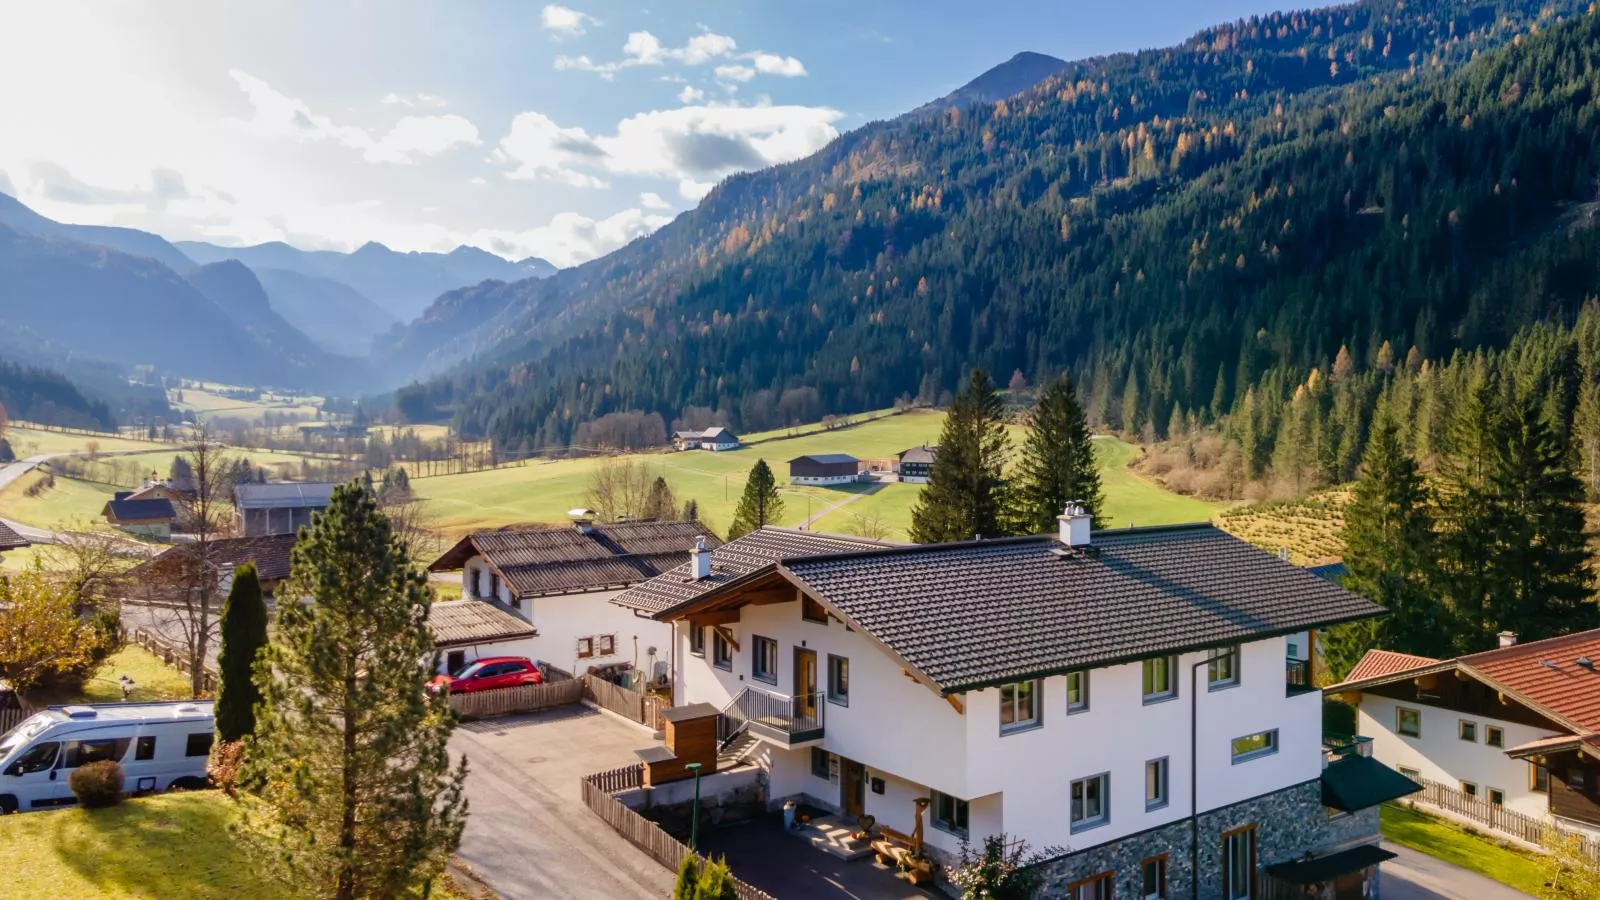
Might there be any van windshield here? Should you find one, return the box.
[0,713,58,761]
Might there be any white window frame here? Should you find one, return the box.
[1070,772,1110,832]
[1231,728,1279,764]
[1143,656,1177,703]
[1145,757,1170,811]
[1207,646,1240,690]
[1066,670,1090,713]
[999,679,1042,734]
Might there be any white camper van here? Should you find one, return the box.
[0,700,215,813]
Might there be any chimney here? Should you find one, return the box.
[1498,631,1518,648]
[568,507,596,534]
[690,536,711,580]
[1057,502,1092,547]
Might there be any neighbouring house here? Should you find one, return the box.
[427,599,541,675]
[122,481,190,504]
[128,533,299,600]
[787,454,862,486]
[234,482,336,537]
[100,495,177,539]
[1328,629,1600,838]
[613,516,1418,897]
[428,517,721,679]
[0,520,30,557]
[896,445,938,483]
[674,427,741,452]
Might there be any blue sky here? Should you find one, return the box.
[0,0,1286,266]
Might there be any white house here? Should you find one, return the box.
[673,427,741,452]
[1329,631,1600,838]
[426,599,540,674]
[613,517,1415,898]
[787,454,862,486]
[428,518,720,679]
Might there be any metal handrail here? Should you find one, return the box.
[1285,658,1314,694]
[717,686,825,747]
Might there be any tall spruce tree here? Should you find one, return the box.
[1341,421,1446,657]
[728,460,784,538]
[1011,374,1104,533]
[910,369,1011,543]
[214,563,267,742]
[1429,373,1504,653]
[244,482,467,900]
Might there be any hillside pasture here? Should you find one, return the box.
[6,427,175,458]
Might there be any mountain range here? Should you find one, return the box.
[393,0,1600,449]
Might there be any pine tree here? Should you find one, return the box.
[682,498,700,522]
[1011,374,1104,533]
[1342,422,1446,657]
[910,369,1011,543]
[214,563,267,742]
[645,476,678,521]
[728,460,784,538]
[1430,374,1503,653]
[244,483,467,900]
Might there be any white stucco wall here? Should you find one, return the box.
[1357,693,1557,819]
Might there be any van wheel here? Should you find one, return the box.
[167,777,208,792]
[0,795,17,815]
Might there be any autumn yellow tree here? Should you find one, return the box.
[0,562,105,696]
[1542,830,1600,899]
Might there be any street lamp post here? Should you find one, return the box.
[686,761,704,852]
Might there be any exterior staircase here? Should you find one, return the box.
[716,729,759,770]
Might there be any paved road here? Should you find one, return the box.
[1383,842,1534,900]
[450,705,673,900]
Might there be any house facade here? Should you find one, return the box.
[1330,631,1600,837]
[896,445,937,484]
[428,519,721,679]
[234,482,336,537]
[101,495,177,538]
[787,454,862,486]
[615,519,1413,897]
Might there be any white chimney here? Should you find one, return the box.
[1498,631,1518,648]
[1057,502,1092,547]
[690,537,711,580]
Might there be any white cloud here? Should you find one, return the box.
[556,29,807,83]
[381,92,448,108]
[678,85,704,104]
[541,4,597,37]
[714,65,756,84]
[469,176,489,186]
[639,191,671,210]
[229,70,478,164]
[752,53,806,77]
[492,112,610,187]
[468,207,672,268]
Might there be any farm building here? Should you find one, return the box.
[129,533,299,600]
[896,445,938,483]
[787,453,863,486]
[101,495,177,538]
[234,482,336,536]
[673,427,741,451]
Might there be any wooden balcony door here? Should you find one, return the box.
[794,647,818,717]
[841,758,866,817]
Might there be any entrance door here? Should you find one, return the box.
[794,648,818,717]
[841,759,866,818]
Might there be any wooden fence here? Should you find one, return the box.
[131,628,217,695]
[1413,778,1600,857]
[581,674,667,730]
[448,678,585,719]
[0,707,30,737]
[587,762,645,794]
[580,770,776,900]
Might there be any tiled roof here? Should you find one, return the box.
[779,524,1385,693]
[1344,649,1441,682]
[898,446,937,464]
[790,454,859,465]
[429,520,721,598]
[428,600,538,647]
[0,520,29,551]
[233,482,336,510]
[611,527,899,615]
[1503,732,1600,758]
[103,498,177,522]
[133,534,299,583]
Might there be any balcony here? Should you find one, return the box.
[1285,658,1317,697]
[1323,732,1374,767]
[717,686,825,748]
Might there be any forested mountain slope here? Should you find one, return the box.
[398,0,1596,448]
[0,192,195,272]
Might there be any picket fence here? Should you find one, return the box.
[131,628,216,694]
[447,678,585,719]
[0,707,29,737]
[1414,778,1600,858]
[581,674,667,730]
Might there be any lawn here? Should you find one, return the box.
[0,469,119,530]
[1380,803,1547,894]
[6,427,175,459]
[1092,437,1224,528]
[27,646,196,708]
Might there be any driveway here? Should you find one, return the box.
[450,704,674,900]
[701,817,937,900]
[1382,843,1533,900]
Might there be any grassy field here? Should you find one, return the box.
[0,469,120,530]
[6,427,176,458]
[1092,438,1224,529]
[27,646,196,708]
[169,387,321,425]
[1217,489,1350,565]
[1380,804,1546,894]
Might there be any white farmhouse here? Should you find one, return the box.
[428,518,720,679]
[673,427,741,451]
[1329,630,1600,838]
[613,516,1416,898]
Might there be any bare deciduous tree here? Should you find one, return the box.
[842,510,892,542]
[42,521,140,616]
[585,459,658,522]
[151,430,237,697]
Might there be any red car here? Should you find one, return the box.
[430,657,544,694]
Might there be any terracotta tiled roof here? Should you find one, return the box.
[1344,649,1441,683]
[1460,630,1600,733]
[428,600,537,647]
[428,520,721,598]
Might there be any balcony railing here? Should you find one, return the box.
[717,686,825,747]
[1285,658,1316,697]
[1323,732,1373,766]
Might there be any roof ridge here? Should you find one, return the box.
[1460,627,1600,663]
[779,534,1053,566]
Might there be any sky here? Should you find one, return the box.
[0,0,1288,268]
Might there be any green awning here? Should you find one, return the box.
[1264,844,1396,884]
[1321,755,1423,812]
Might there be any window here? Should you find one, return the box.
[446,650,466,674]
[1069,872,1113,900]
[801,596,829,624]
[134,736,156,761]
[1532,764,1550,793]
[999,680,1041,734]
[1571,770,1589,792]
[597,634,616,656]
[1142,656,1177,702]
[1146,757,1169,810]
[65,739,128,768]
[1208,646,1240,689]
[1222,827,1256,900]
[1489,788,1505,806]
[752,635,778,684]
[1461,781,1478,798]
[1396,706,1422,738]
[8,741,58,774]
[811,748,832,780]
[1287,640,1300,658]
[1070,773,1109,831]
[509,596,522,611]
[931,790,969,838]
[689,625,706,657]
[1486,725,1505,748]
[1398,765,1422,780]
[1459,720,1477,743]
[1231,729,1279,763]
[576,637,595,659]
[1066,671,1090,713]
[712,630,733,670]
[185,733,214,758]
[827,654,849,706]
[1141,856,1169,900]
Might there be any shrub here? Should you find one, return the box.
[69,760,124,808]
[208,739,246,797]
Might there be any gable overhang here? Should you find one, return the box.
[428,535,481,572]
[1332,660,1594,737]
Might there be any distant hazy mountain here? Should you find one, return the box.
[181,260,331,369]
[253,267,398,356]
[177,239,557,322]
[0,191,195,272]
[908,51,1069,118]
